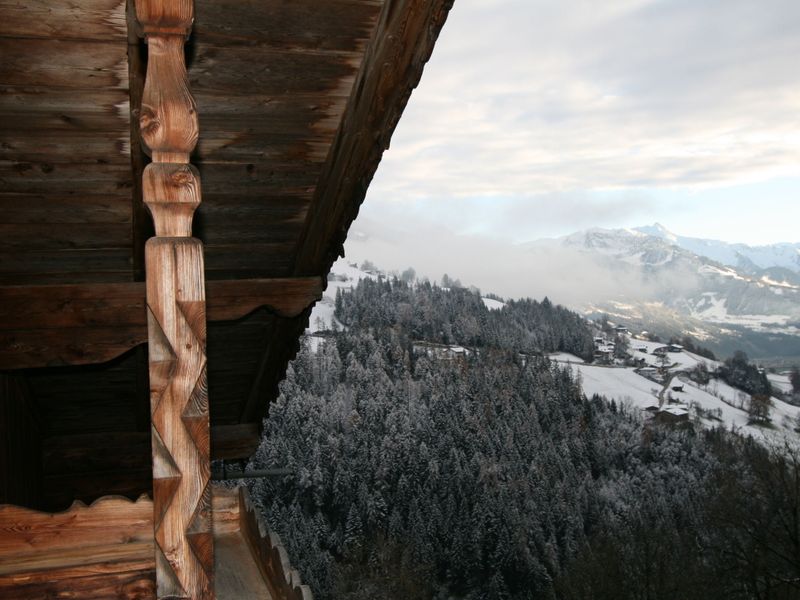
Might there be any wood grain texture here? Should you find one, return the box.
[0,486,297,598]
[0,277,321,369]
[0,494,155,599]
[0,0,128,41]
[140,34,198,162]
[146,238,213,599]
[237,486,313,600]
[138,3,214,595]
[292,0,454,277]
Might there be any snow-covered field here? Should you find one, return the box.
[572,364,661,411]
[551,351,800,445]
[690,292,799,334]
[549,355,660,411]
[625,337,720,371]
[482,297,505,311]
[769,373,794,395]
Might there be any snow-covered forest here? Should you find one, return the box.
[246,272,800,599]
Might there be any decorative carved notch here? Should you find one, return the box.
[136,0,213,598]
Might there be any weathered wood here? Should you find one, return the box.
[0,0,128,41]
[237,486,313,600]
[0,495,155,599]
[0,38,129,89]
[0,223,132,250]
[137,1,214,595]
[0,277,321,369]
[292,0,454,276]
[194,0,380,53]
[0,278,321,330]
[0,494,152,556]
[0,193,131,224]
[128,0,152,282]
[0,487,303,598]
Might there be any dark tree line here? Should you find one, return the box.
[334,277,595,361]
[718,350,773,397]
[246,279,800,599]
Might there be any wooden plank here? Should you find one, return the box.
[0,494,155,599]
[0,277,321,330]
[194,0,380,53]
[0,162,133,195]
[0,0,128,41]
[1,326,148,369]
[215,532,275,600]
[205,243,297,277]
[0,131,130,162]
[292,0,454,276]
[0,38,129,89]
[0,85,130,130]
[0,277,320,369]
[189,44,360,97]
[237,487,313,600]
[0,223,131,250]
[0,494,152,556]
[0,194,131,225]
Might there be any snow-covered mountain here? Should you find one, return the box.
[549,226,800,360]
[635,223,800,275]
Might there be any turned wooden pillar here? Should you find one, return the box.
[135,1,213,597]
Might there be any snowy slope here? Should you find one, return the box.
[308,260,379,333]
[569,364,660,411]
[637,223,800,274]
[482,297,506,311]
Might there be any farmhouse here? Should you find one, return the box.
[0,1,452,597]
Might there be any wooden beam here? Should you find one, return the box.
[135,0,213,596]
[292,0,453,277]
[240,306,312,424]
[0,277,322,369]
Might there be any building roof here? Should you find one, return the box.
[0,0,453,510]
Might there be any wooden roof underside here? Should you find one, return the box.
[0,0,452,510]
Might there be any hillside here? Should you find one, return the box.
[242,260,800,600]
[531,226,800,361]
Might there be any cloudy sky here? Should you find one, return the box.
[346,0,800,295]
[350,0,799,263]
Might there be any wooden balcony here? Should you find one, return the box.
[0,485,310,600]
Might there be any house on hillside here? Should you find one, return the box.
[655,406,690,426]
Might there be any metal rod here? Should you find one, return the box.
[211,468,292,481]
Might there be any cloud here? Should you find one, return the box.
[369,0,800,202]
[344,214,701,309]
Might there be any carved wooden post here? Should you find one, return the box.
[135,1,213,597]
